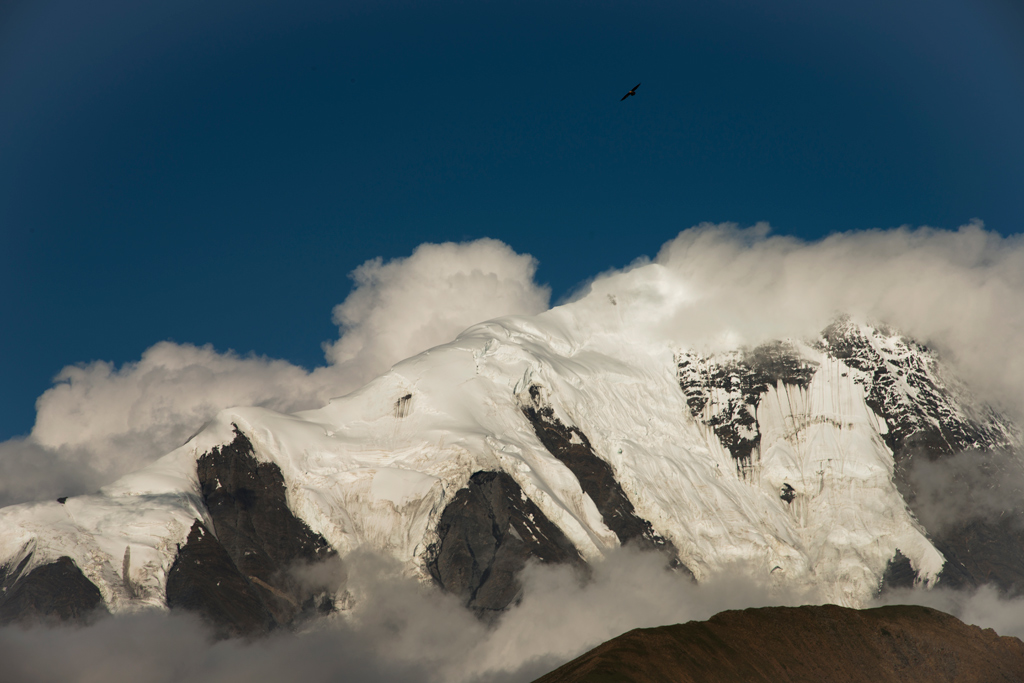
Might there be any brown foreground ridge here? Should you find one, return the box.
[533,604,1024,683]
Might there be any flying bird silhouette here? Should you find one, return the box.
[620,82,641,101]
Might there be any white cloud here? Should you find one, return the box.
[0,437,103,508]
[3,547,1020,683]
[0,342,325,505]
[322,238,550,386]
[450,550,813,682]
[32,342,323,467]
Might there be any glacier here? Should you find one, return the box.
[1,260,1018,621]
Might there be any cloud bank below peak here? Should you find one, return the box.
[2,548,1023,683]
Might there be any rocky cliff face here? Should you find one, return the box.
[818,319,1024,592]
[677,340,819,476]
[425,470,585,618]
[166,429,337,636]
[0,553,107,626]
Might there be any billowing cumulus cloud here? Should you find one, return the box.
[0,437,101,511]
[31,342,322,467]
[322,238,550,387]
[0,239,550,506]
[0,342,323,506]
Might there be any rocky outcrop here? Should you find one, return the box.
[0,554,107,626]
[426,471,586,618]
[533,604,1024,683]
[878,550,917,593]
[817,318,1016,459]
[195,428,336,621]
[165,521,275,637]
[165,427,336,635]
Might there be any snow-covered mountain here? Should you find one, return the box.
[2,263,1021,633]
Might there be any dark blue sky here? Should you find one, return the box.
[2,0,1023,440]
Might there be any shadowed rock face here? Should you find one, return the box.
[927,516,1024,591]
[0,555,107,626]
[521,389,689,576]
[166,520,275,638]
[533,604,1024,683]
[817,319,1015,459]
[195,428,336,621]
[879,550,917,593]
[426,471,586,618]
[166,427,336,635]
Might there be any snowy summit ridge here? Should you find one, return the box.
[1,260,1020,630]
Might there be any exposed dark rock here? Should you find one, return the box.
[394,393,413,418]
[521,392,689,576]
[533,604,1024,683]
[677,341,818,475]
[166,520,275,638]
[0,555,107,626]
[878,549,918,593]
[925,516,1024,592]
[779,483,796,504]
[817,318,1016,464]
[426,471,587,618]
[192,427,337,626]
[165,426,337,635]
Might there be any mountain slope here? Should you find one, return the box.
[1,263,1021,628]
[531,604,1024,683]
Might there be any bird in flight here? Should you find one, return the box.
[620,82,641,101]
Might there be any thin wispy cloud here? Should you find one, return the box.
[904,448,1024,534]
